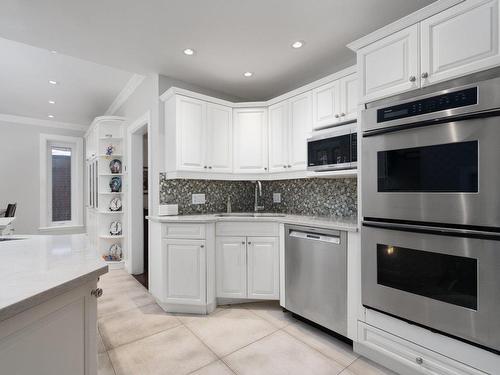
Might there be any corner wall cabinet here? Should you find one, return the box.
[160,65,358,180]
[85,116,126,269]
[356,0,500,102]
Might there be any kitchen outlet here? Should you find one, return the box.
[192,193,206,204]
[273,193,281,203]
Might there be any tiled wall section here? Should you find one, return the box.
[159,174,357,217]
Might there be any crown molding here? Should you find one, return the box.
[346,0,464,51]
[0,113,87,132]
[105,74,146,115]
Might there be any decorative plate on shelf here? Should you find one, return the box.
[109,197,122,211]
[109,176,122,192]
[109,221,122,236]
[109,159,122,174]
[103,243,122,261]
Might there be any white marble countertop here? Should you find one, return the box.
[0,234,107,322]
[148,213,358,232]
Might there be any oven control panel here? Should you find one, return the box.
[377,87,478,123]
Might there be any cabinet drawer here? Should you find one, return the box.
[216,222,279,237]
[164,223,206,239]
[357,322,487,375]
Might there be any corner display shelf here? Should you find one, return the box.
[84,116,126,269]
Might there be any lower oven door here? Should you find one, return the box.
[362,115,500,228]
[362,222,500,353]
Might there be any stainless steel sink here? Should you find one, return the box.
[215,213,286,218]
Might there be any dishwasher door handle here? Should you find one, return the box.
[289,230,341,244]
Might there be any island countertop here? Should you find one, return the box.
[0,234,107,322]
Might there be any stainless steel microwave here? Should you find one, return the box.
[307,125,357,172]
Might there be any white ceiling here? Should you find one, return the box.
[0,38,134,126]
[0,0,436,102]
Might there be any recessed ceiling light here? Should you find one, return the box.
[183,48,195,56]
[291,41,305,49]
[48,114,55,118]
[48,80,58,85]
[243,72,253,78]
[48,100,56,104]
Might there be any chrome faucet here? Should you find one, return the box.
[254,181,264,212]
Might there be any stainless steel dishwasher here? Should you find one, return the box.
[285,224,347,336]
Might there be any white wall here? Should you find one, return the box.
[0,120,84,234]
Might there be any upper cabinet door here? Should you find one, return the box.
[339,74,359,122]
[288,92,312,171]
[206,103,233,173]
[247,237,279,300]
[176,96,206,171]
[233,108,269,174]
[268,102,289,173]
[358,24,420,102]
[312,80,341,129]
[421,0,500,86]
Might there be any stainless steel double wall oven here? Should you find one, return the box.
[361,70,500,354]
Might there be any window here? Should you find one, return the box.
[40,134,83,230]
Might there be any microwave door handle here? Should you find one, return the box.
[362,221,500,241]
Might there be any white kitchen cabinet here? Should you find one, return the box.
[233,108,269,173]
[268,92,312,172]
[288,92,312,170]
[247,237,279,299]
[421,0,500,86]
[358,24,419,102]
[163,239,206,305]
[206,103,233,172]
[268,101,289,172]
[215,237,247,298]
[176,96,206,171]
[339,73,359,122]
[312,80,341,129]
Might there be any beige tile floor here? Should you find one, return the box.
[98,270,397,375]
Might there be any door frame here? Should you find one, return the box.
[126,111,152,275]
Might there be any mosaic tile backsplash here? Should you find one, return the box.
[159,175,357,218]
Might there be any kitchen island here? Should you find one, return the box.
[0,234,107,375]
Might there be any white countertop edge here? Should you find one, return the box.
[0,264,108,323]
[147,214,358,232]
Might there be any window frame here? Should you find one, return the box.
[40,134,83,230]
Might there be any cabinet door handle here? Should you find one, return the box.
[334,114,340,118]
[248,241,252,245]
[415,357,423,365]
[264,167,268,171]
[287,165,292,168]
[241,241,245,244]
[340,112,345,117]
[409,75,416,82]
[421,72,428,79]
[208,166,212,169]
[203,166,208,169]
[91,288,103,298]
[200,245,204,248]
[283,165,287,168]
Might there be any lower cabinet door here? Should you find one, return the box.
[163,239,206,305]
[247,237,279,300]
[216,237,247,298]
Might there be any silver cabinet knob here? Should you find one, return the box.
[334,114,340,118]
[421,72,429,79]
[264,167,268,171]
[287,165,292,168]
[200,245,204,248]
[409,75,416,82]
[340,112,345,117]
[415,357,423,365]
[91,288,103,298]
[203,166,208,169]
[248,241,252,245]
[208,166,212,169]
[283,165,287,168]
[242,241,245,244]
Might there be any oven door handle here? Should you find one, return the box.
[362,221,500,241]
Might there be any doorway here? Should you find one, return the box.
[126,112,151,288]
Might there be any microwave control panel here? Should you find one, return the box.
[377,87,478,123]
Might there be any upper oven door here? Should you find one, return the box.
[362,115,500,228]
[362,222,500,352]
